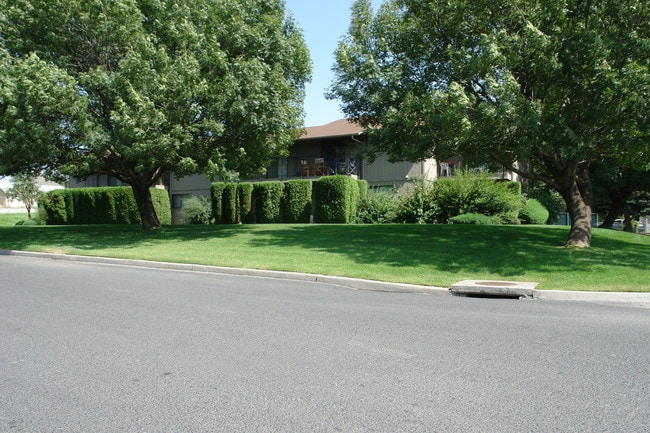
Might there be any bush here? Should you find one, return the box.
[356,188,398,224]
[210,183,227,224]
[520,198,550,224]
[431,171,523,224]
[255,182,284,223]
[449,213,494,225]
[238,183,255,224]
[222,183,238,224]
[283,180,312,223]
[395,178,437,224]
[182,195,212,224]
[40,187,171,225]
[40,190,67,224]
[314,175,359,223]
[526,182,565,224]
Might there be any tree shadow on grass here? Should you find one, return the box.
[245,224,649,278]
[0,224,245,252]
[1,223,647,285]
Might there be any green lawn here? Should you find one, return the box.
[0,218,647,292]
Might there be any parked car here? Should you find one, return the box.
[611,219,624,230]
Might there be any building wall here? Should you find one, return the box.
[362,154,438,189]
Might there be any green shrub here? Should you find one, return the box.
[39,187,170,225]
[357,179,369,206]
[222,183,238,224]
[255,182,284,223]
[182,195,212,224]
[314,175,359,223]
[431,171,523,224]
[356,188,398,224]
[151,188,172,226]
[526,182,565,224]
[238,183,255,224]
[450,213,494,225]
[40,190,67,224]
[395,178,437,224]
[520,198,550,224]
[283,180,312,223]
[210,183,227,224]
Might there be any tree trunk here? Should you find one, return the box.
[131,184,162,230]
[559,179,592,248]
[601,197,625,229]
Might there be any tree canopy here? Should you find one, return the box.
[0,0,311,229]
[329,0,650,246]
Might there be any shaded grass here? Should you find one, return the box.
[0,223,647,292]
[0,212,31,226]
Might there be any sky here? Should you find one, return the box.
[284,0,382,127]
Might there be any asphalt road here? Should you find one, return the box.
[1,255,648,433]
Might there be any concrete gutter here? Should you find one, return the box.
[2,249,649,305]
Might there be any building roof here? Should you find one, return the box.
[298,118,365,140]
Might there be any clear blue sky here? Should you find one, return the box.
[284,0,382,127]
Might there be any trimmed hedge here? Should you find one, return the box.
[209,177,366,224]
[314,175,360,223]
[222,183,238,224]
[254,181,284,223]
[519,198,550,224]
[283,180,312,223]
[450,213,494,225]
[210,183,227,224]
[40,187,170,225]
[238,183,255,224]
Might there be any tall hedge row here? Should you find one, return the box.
[209,177,366,224]
[40,187,171,225]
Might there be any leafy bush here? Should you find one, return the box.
[255,182,284,223]
[356,188,398,224]
[395,178,438,224]
[283,180,312,223]
[182,195,212,224]
[449,213,494,225]
[520,198,550,224]
[431,171,523,224]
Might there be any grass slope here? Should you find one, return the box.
[0,220,647,292]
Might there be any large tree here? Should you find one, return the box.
[0,0,310,229]
[329,0,649,247]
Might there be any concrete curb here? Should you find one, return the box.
[2,249,648,305]
[0,249,448,295]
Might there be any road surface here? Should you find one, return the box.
[1,255,648,432]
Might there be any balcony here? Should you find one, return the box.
[250,155,360,181]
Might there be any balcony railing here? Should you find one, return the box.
[251,155,359,180]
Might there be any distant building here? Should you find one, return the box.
[0,176,64,213]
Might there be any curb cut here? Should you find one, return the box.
[2,249,648,305]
